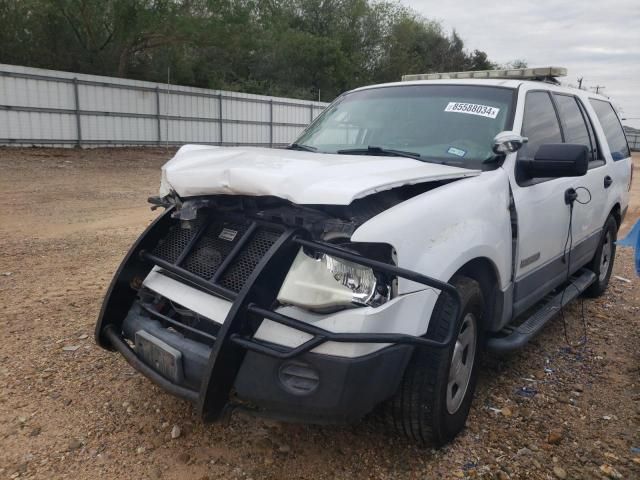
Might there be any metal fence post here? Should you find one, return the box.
[218,93,223,145]
[155,86,161,145]
[269,99,274,147]
[72,78,82,147]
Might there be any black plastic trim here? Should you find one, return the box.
[233,344,414,424]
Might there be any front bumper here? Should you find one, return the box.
[95,207,461,422]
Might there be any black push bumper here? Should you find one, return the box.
[110,302,414,422]
[95,207,461,422]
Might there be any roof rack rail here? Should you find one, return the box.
[402,66,567,84]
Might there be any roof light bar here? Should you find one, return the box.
[402,66,567,82]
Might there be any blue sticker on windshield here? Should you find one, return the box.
[447,146,466,157]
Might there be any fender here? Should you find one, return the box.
[607,157,631,226]
[352,168,512,295]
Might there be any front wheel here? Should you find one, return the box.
[584,216,617,298]
[384,275,484,446]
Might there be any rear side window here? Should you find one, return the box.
[577,99,601,161]
[518,91,562,160]
[554,94,595,160]
[589,99,630,160]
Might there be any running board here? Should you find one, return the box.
[487,269,596,353]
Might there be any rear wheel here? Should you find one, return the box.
[584,216,617,297]
[384,275,484,446]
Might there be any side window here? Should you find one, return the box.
[553,94,595,161]
[518,91,562,161]
[577,99,602,161]
[589,99,631,160]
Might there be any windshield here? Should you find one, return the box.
[294,85,515,169]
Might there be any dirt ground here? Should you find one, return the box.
[0,148,638,480]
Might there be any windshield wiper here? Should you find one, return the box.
[286,143,317,152]
[336,146,421,160]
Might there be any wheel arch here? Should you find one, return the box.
[452,257,501,332]
[609,202,621,230]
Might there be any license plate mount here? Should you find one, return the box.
[135,330,184,384]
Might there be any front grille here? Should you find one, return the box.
[220,229,281,292]
[151,215,282,294]
[181,222,248,279]
[152,217,206,264]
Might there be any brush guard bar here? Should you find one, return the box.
[95,208,461,421]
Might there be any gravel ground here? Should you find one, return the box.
[0,148,638,480]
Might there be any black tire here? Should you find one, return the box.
[584,216,617,298]
[384,275,484,446]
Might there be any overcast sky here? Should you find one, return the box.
[403,0,640,129]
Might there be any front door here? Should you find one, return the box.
[509,90,600,315]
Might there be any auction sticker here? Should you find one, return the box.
[447,146,466,157]
[445,102,500,119]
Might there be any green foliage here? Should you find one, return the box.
[0,0,496,101]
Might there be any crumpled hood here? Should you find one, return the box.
[161,145,480,205]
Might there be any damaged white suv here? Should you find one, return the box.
[96,67,632,445]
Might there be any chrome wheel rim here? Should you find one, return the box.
[599,230,613,282]
[446,313,477,414]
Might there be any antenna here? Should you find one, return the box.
[577,77,584,89]
[591,85,605,94]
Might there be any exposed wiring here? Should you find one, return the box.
[559,186,591,348]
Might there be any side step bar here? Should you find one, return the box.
[487,269,596,353]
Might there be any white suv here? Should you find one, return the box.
[96,67,632,445]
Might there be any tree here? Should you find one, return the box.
[0,0,497,101]
[466,49,495,71]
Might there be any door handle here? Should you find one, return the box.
[604,175,613,188]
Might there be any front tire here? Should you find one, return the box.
[584,216,617,298]
[385,275,484,446]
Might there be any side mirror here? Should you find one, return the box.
[524,143,588,178]
[493,131,528,154]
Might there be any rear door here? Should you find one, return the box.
[587,98,632,223]
[552,93,607,247]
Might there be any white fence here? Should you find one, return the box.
[0,64,328,148]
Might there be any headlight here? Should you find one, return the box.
[277,248,388,311]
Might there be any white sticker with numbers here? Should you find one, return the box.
[444,102,500,119]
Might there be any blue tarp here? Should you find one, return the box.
[618,218,640,275]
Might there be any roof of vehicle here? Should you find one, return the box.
[348,66,616,101]
[350,78,612,103]
[353,78,524,91]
